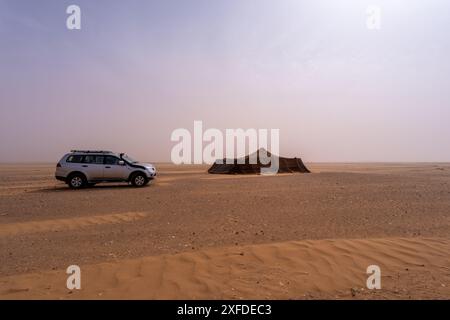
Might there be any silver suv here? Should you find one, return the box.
[55,150,156,189]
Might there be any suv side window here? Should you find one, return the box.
[105,156,120,165]
[66,155,84,163]
[83,155,104,164]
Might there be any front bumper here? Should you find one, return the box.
[146,173,156,179]
[145,170,157,179]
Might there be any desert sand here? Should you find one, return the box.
[0,163,449,299]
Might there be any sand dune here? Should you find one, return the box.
[1,237,448,299]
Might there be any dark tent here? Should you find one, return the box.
[208,149,310,174]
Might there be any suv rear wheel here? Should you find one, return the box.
[68,173,87,189]
[131,172,148,187]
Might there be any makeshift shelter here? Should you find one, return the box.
[208,149,310,174]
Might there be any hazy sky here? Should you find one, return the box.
[1,0,450,162]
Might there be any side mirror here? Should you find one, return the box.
[118,160,125,166]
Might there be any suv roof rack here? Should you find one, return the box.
[70,150,114,154]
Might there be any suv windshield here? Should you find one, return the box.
[121,154,138,164]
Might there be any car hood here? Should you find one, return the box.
[134,162,155,170]
[124,160,153,169]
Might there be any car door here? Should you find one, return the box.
[81,155,105,180]
[104,156,129,180]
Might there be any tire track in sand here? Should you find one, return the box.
[0,212,148,237]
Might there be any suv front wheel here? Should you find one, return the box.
[131,172,148,187]
[68,173,87,189]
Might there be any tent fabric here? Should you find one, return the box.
[208,149,310,174]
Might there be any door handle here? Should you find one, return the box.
[82,165,88,167]
[105,166,111,169]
